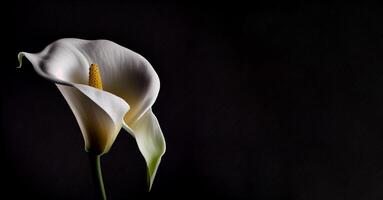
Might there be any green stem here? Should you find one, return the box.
[88,153,107,200]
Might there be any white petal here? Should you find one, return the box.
[71,39,160,124]
[18,39,90,85]
[130,109,166,191]
[73,84,130,127]
[18,45,130,154]
[19,38,165,186]
[19,38,159,123]
[57,84,130,155]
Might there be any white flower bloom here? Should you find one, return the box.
[18,38,166,190]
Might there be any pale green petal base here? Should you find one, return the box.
[127,109,166,191]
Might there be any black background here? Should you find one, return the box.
[2,1,383,199]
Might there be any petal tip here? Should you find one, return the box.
[17,52,25,68]
[147,157,162,192]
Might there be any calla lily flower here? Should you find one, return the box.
[18,38,166,190]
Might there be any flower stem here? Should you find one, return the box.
[88,153,107,200]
